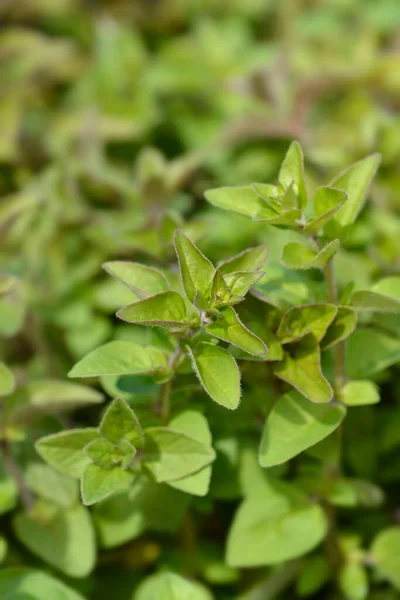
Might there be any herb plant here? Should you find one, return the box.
[2,2,400,600]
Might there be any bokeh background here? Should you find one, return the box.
[2,1,400,599]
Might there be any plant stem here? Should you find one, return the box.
[239,560,303,600]
[0,440,34,511]
[158,378,172,422]
[323,256,345,572]
[324,258,345,394]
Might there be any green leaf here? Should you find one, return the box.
[35,429,100,478]
[210,270,232,306]
[371,528,400,590]
[372,276,400,300]
[81,463,134,506]
[205,185,268,218]
[168,411,212,496]
[0,362,15,397]
[254,208,302,225]
[143,426,215,483]
[339,563,368,600]
[85,437,136,469]
[304,186,347,234]
[206,307,268,356]
[103,261,169,298]
[226,481,328,566]
[24,463,78,508]
[277,304,337,345]
[351,290,400,313]
[188,342,241,410]
[321,307,357,349]
[94,477,189,548]
[281,240,340,270]
[12,380,103,421]
[340,380,380,406]
[259,391,346,467]
[0,475,17,515]
[223,271,264,298]
[117,291,189,327]
[325,154,381,239]
[174,229,215,306]
[100,398,144,447]
[134,571,213,600]
[69,340,166,378]
[219,246,268,274]
[0,536,7,564]
[13,503,96,577]
[274,346,333,403]
[279,141,307,208]
[296,555,331,597]
[346,328,400,378]
[0,568,86,600]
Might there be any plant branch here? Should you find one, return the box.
[239,560,303,600]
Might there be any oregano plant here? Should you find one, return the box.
[24,140,400,600]
[2,132,400,599]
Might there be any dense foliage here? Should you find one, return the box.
[2,1,400,599]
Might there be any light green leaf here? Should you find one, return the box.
[25,463,78,508]
[100,398,144,447]
[0,568,86,600]
[103,261,169,298]
[85,437,136,469]
[174,229,215,306]
[224,271,264,298]
[274,346,333,404]
[219,246,268,274]
[81,463,134,506]
[277,304,337,345]
[94,477,189,548]
[340,380,380,406]
[325,154,381,239]
[321,307,357,349]
[168,411,212,496]
[227,481,328,566]
[339,563,368,600]
[0,475,17,515]
[304,186,347,234]
[210,270,232,306]
[372,276,400,300]
[35,429,100,478]
[188,342,241,410]
[13,503,96,577]
[346,328,400,378]
[143,426,215,483]
[371,528,400,590]
[259,391,346,467]
[254,208,302,225]
[279,141,307,208]
[117,291,189,327]
[206,307,268,356]
[13,380,103,420]
[281,240,340,270]
[69,341,167,378]
[205,185,268,218]
[134,571,213,600]
[351,290,400,313]
[0,362,15,397]
[296,555,331,597]
[0,536,7,564]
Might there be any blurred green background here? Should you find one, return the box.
[2,1,400,599]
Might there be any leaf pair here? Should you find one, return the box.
[206,142,307,225]
[271,304,356,403]
[36,399,215,505]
